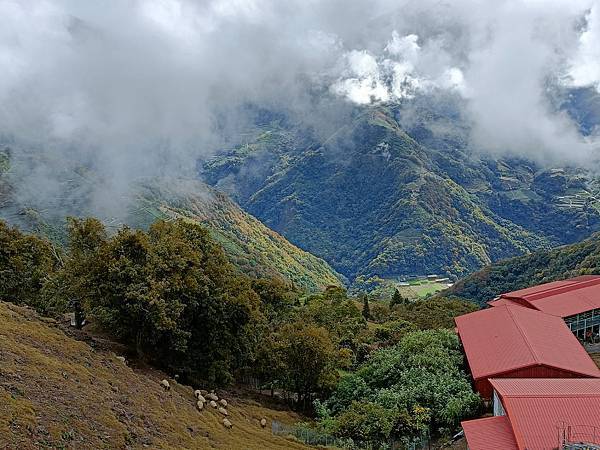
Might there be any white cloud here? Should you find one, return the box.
[0,0,599,218]
[331,50,390,104]
[332,31,465,103]
[568,5,600,92]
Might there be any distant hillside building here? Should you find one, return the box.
[488,275,600,340]
[455,304,600,398]
[462,378,600,450]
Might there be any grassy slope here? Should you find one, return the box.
[0,301,308,450]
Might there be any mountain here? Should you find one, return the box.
[131,181,343,290]
[202,105,600,284]
[0,300,308,449]
[0,149,342,292]
[444,233,600,307]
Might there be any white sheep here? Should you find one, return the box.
[223,418,233,429]
[209,400,218,408]
[219,399,227,407]
[160,379,170,390]
[218,407,228,416]
[116,356,126,364]
[206,392,219,401]
[194,389,201,398]
[197,394,206,403]
[260,418,267,428]
[196,401,204,411]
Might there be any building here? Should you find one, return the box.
[455,304,600,398]
[488,275,600,340]
[462,378,600,450]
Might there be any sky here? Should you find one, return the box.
[1,0,600,217]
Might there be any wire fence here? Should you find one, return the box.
[271,420,430,450]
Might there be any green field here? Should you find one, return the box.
[352,276,452,300]
[399,280,451,298]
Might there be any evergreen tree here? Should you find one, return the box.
[362,295,371,320]
[390,289,405,308]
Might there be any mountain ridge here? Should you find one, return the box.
[203,106,600,283]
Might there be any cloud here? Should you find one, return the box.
[331,31,465,103]
[567,5,600,92]
[0,0,599,221]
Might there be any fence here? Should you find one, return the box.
[271,420,430,450]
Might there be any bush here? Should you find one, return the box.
[320,329,481,444]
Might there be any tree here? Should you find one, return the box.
[362,295,371,320]
[56,218,262,384]
[332,401,396,444]
[306,290,366,346]
[278,321,339,410]
[0,220,57,311]
[52,217,108,328]
[390,289,406,308]
[321,329,481,443]
[390,297,478,329]
[251,277,297,322]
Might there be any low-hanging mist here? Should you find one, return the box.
[1,0,600,220]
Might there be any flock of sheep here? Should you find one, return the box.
[160,379,268,430]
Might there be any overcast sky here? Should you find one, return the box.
[1,0,600,217]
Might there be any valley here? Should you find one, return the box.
[202,106,600,285]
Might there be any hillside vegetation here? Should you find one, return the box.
[0,148,341,292]
[1,218,480,448]
[203,106,600,283]
[0,301,308,449]
[133,181,342,291]
[445,233,600,306]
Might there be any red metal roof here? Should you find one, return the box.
[462,416,518,450]
[499,275,600,317]
[488,297,523,308]
[455,305,600,381]
[490,378,600,449]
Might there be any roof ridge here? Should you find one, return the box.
[504,305,541,364]
[501,393,600,398]
[523,277,600,301]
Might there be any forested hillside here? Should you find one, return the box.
[203,106,600,283]
[445,233,600,306]
[0,148,341,292]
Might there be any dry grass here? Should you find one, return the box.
[0,302,309,449]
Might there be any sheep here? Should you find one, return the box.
[223,418,233,429]
[200,389,208,396]
[116,356,126,364]
[219,399,227,408]
[196,401,204,411]
[194,390,203,399]
[196,394,206,403]
[160,379,170,390]
[209,400,218,408]
[260,418,267,428]
[206,392,219,401]
[218,407,228,416]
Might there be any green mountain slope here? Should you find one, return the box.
[203,106,600,283]
[131,181,343,290]
[0,150,341,291]
[444,233,600,306]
